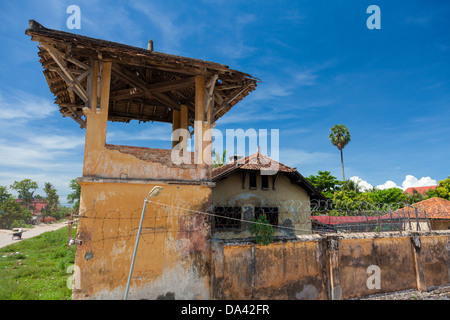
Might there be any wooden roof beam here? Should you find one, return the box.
[112,63,196,93]
[40,42,89,102]
[204,74,218,120]
[108,111,172,123]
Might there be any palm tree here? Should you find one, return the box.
[329,124,351,181]
[212,150,227,168]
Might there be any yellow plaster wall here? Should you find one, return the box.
[214,239,328,300]
[72,181,213,300]
[212,232,450,300]
[337,236,418,299]
[212,172,311,237]
[414,234,450,289]
[431,220,450,230]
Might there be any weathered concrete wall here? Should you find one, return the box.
[212,172,311,238]
[336,236,417,299]
[414,234,450,291]
[73,180,213,300]
[431,220,450,230]
[211,237,328,300]
[71,59,216,300]
[212,231,450,300]
[84,143,209,181]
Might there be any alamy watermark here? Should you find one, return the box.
[66,264,81,290]
[366,265,381,290]
[171,124,280,174]
[367,5,381,30]
[66,5,81,30]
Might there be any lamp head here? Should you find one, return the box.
[147,186,163,199]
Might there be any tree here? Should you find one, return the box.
[306,171,341,199]
[67,179,81,212]
[367,188,406,205]
[0,198,31,229]
[213,150,227,168]
[341,179,362,193]
[435,176,450,200]
[329,124,351,181]
[0,186,12,205]
[405,189,425,204]
[43,182,60,220]
[10,179,38,211]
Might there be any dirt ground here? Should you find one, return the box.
[356,285,450,300]
[0,221,69,249]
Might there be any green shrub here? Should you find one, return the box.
[249,214,275,246]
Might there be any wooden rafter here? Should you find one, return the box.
[40,41,88,103]
[60,103,86,128]
[213,83,252,119]
[110,73,195,99]
[26,21,258,126]
[108,110,172,123]
[204,74,218,120]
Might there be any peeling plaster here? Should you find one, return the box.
[92,262,210,300]
[296,284,319,300]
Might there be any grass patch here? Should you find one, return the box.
[0,226,77,300]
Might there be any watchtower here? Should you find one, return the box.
[26,20,257,299]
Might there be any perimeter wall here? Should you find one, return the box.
[211,230,450,300]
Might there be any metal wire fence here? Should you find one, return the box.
[69,198,447,247]
[211,199,439,235]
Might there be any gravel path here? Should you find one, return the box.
[357,286,450,300]
[0,221,69,249]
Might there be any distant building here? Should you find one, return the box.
[311,215,383,233]
[383,197,450,231]
[403,186,437,195]
[15,198,47,216]
[211,152,327,239]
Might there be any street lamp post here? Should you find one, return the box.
[124,186,163,300]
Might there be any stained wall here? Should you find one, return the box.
[212,231,450,300]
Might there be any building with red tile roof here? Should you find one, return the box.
[403,186,437,195]
[311,215,383,233]
[211,152,327,239]
[382,197,450,230]
[15,198,47,216]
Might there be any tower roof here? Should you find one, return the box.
[26,20,259,128]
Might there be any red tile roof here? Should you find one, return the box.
[311,215,379,225]
[403,186,437,195]
[212,152,327,201]
[383,197,450,220]
[15,199,47,215]
[212,152,295,180]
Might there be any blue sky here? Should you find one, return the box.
[0,0,449,204]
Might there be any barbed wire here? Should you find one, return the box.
[69,199,445,246]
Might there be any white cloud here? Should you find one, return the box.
[0,133,84,170]
[349,176,374,192]
[0,170,81,206]
[27,135,85,150]
[401,175,437,190]
[107,122,174,143]
[0,88,84,205]
[129,1,195,53]
[375,180,402,190]
[0,91,56,122]
[350,175,437,192]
